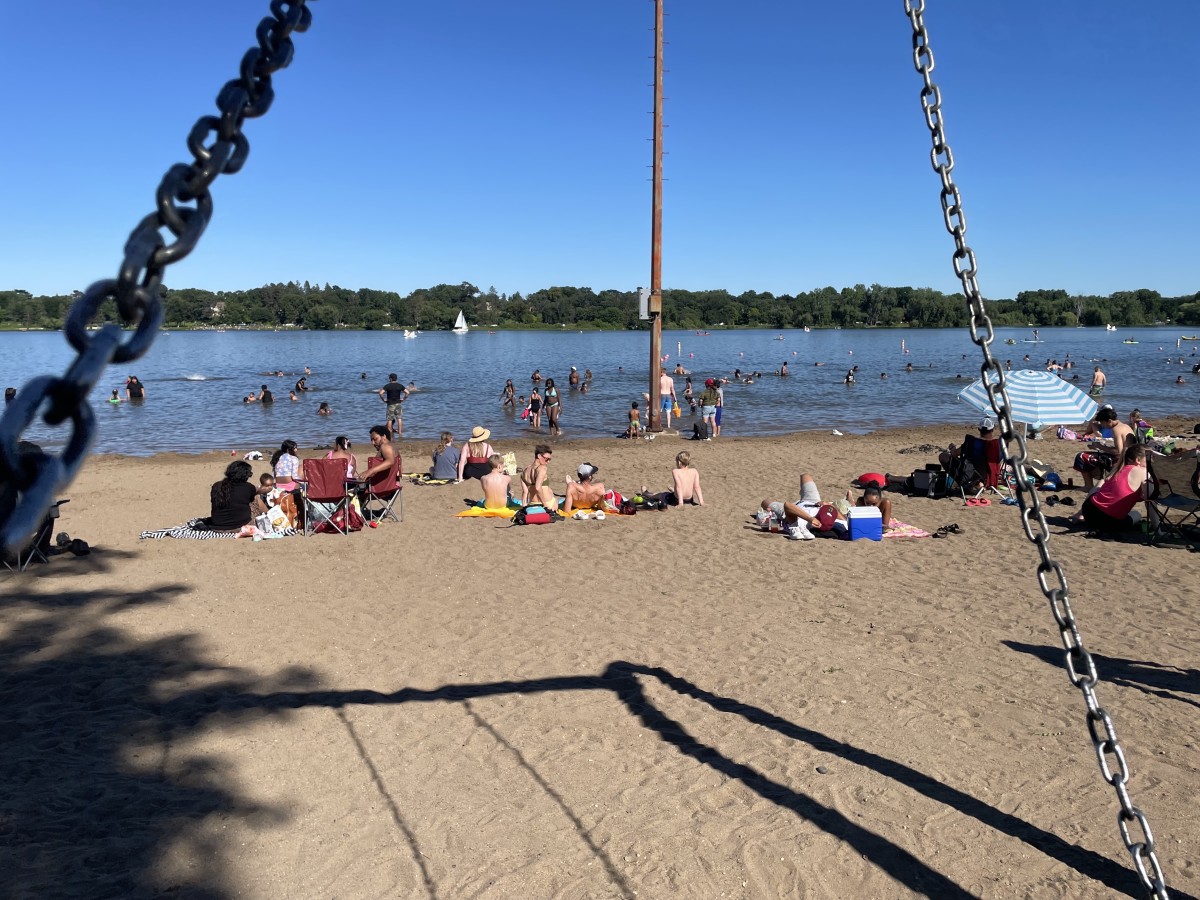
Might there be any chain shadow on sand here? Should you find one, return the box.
[1005,639,1200,711]
[158,663,1174,899]
[2,580,1177,899]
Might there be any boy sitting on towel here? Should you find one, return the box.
[480,455,515,510]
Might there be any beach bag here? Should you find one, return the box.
[603,489,624,512]
[502,451,518,476]
[672,403,681,417]
[277,492,299,528]
[692,422,710,441]
[514,505,553,525]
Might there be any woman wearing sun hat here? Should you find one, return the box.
[457,426,496,482]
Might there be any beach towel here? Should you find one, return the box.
[882,519,930,539]
[455,505,517,519]
[139,518,298,540]
[409,474,455,485]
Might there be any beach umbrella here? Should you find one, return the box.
[957,369,1098,429]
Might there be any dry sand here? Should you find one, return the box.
[3,423,1198,899]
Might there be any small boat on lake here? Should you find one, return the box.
[1122,339,1139,344]
[452,310,469,335]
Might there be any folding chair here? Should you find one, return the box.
[1145,449,1200,545]
[3,499,68,572]
[362,454,404,523]
[301,458,352,536]
[954,435,1011,502]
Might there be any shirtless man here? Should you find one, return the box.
[480,455,513,510]
[1090,365,1107,396]
[360,425,397,480]
[659,368,676,429]
[563,463,606,515]
[643,451,704,507]
[520,444,562,517]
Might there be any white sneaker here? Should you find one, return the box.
[786,522,814,541]
[594,511,605,520]
[573,510,590,520]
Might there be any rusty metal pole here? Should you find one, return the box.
[647,0,665,431]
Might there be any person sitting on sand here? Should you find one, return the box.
[430,431,460,480]
[1070,443,1147,533]
[479,455,514,510]
[253,472,281,516]
[1073,406,1133,490]
[457,426,495,483]
[519,444,562,517]
[210,460,257,531]
[642,451,705,507]
[847,483,893,533]
[563,463,606,516]
[760,474,847,540]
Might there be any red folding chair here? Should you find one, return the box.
[301,458,352,536]
[362,454,404,523]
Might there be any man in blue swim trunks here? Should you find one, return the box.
[658,368,677,430]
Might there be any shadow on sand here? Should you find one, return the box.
[1,583,1179,898]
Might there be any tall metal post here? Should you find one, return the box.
[647,0,665,431]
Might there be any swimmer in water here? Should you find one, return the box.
[317,401,332,415]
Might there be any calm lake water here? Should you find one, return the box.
[2,326,1197,455]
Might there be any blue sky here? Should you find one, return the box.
[1,1,1196,301]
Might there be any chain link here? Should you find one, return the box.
[902,3,1169,897]
[0,0,315,556]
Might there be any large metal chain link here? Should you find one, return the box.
[902,4,1169,897]
[0,0,315,557]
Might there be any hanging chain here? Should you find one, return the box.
[0,0,315,557]
[901,4,1169,897]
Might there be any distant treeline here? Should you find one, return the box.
[2,282,1198,331]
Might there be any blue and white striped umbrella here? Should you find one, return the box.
[957,369,1098,429]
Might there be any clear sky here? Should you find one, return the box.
[1,2,1196,302]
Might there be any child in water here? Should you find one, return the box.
[109,390,122,404]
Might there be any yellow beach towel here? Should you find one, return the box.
[455,505,517,519]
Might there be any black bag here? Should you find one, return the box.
[692,422,710,441]
[911,467,950,499]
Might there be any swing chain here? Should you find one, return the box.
[902,3,1169,898]
[0,0,316,557]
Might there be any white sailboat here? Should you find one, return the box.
[452,310,469,334]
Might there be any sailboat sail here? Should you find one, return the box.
[453,310,468,333]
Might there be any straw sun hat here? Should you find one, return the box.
[469,426,491,442]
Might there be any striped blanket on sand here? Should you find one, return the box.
[139,518,297,540]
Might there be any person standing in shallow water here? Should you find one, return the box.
[378,373,409,438]
[544,378,562,436]
[500,379,516,409]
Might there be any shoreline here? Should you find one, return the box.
[90,415,1199,462]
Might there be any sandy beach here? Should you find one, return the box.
[3,423,1198,899]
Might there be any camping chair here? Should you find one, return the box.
[956,435,1011,501]
[3,499,68,572]
[301,458,352,536]
[361,454,404,523]
[1145,448,1200,545]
